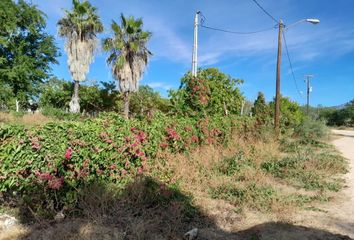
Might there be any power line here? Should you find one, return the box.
[282,31,304,98]
[200,24,276,35]
[199,12,276,35]
[251,0,278,24]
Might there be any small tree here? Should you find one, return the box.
[252,92,270,124]
[103,15,152,119]
[58,0,103,113]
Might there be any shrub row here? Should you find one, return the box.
[0,112,255,217]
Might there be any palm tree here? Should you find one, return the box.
[57,0,103,113]
[103,14,152,119]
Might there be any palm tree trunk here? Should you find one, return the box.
[15,99,19,112]
[69,81,80,113]
[123,92,130,119]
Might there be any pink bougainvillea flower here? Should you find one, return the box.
[135,149,145,157]
[64,148,72,160]
[130,142,139,148]
[36,172,53,181]
[121,169,127,176]
[125,160,130,169]
[48,176,64,190]
[191,135,199,143]
[159,142,168,149]
[135,131,146,143]
[31,142,40,151]
[109,164,117,170]
[166,128,181,141]
[137,167,144,174]
[99,132,108,139]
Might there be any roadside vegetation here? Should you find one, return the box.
[0,0,350,239]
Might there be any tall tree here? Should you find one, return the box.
[0,0,58,111]
[58,0,103,113]
[103,14,152,119]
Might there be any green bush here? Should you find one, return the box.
[0,112,254,218]
[269,96,305,130]
[41,106,82,121]
[295,117,329,142]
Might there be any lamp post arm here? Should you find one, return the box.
[284,19,307,30]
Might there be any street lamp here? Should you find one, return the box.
[274,18,320,138]
[285,18,320,29]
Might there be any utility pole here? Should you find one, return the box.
[274,20,284,138]
[191,11,200,77]
[305,75,314,115]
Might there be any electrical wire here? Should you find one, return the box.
[282,31,304,98]
[251,0,278,24]
[200,24,276,35]
[199,11,276,35]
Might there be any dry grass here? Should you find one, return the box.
[151,135,299,230]
[150,133,345,233]
[0,112,52,126]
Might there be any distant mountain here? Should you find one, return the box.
[332,104,347,110]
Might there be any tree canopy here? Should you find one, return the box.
[170,68,244,116]
[0,0,58,108]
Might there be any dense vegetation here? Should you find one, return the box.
[0,1,350,239]
[318,100,354,127]
[0,112,252,218]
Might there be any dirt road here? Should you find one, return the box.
[292,129,354,238]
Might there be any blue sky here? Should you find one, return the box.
[32,0,354,107]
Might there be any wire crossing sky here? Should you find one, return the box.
[31,0,354,107]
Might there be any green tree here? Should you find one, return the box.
[252,92,270,124]
[39,77,72,109]
[40,78,119,113]
[103,15,152,119]
[270,96,304,129]
[58,0,103,113]
[0,0,58,111]
[318,99,354,127]
[170,68,244,116]
[129,85,170,117]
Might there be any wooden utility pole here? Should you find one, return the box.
[305,75,314,115]
[274,20,283,138]
[191,11,200,77]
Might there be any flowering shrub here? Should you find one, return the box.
[0,112,254,217]
[169,68,244,116]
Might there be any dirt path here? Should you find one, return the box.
[292,129,354,238]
